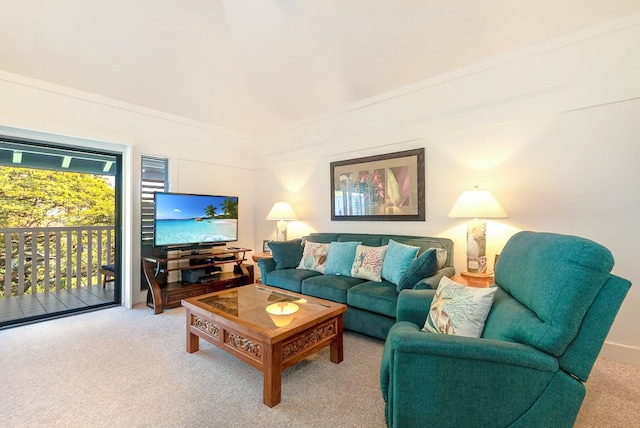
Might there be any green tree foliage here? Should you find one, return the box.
[0,166,115,297]
[0,166,115,227]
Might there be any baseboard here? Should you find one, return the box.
[599,341,640,367]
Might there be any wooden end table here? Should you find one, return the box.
[251,253,272,283]
[450,274,495,288]
[182,284,346,407]
[251,253,272,262]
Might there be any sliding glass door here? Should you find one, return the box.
[0,137,121,328]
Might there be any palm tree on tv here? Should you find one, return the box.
[222,198,238,219]
[204,204,217,218]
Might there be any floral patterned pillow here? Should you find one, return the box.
[351,245,388,282]
[296,241,330,273]
[422,276,497,338]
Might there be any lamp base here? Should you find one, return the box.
[276,220,288,241]
[465,219,489,276]
[461,270,494,278]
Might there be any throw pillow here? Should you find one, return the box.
[434,248,447,270]
[351,245,388,282]
[396,248,438,291]
[382,239,419,286]
[296,241,330,273]
[422,276,497,338]
[268,239,303,270]
[324,241,361,276]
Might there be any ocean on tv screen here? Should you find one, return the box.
[155,218,237,246]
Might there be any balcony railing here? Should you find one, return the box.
[0,226,115,298]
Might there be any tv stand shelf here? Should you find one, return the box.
[143,247,253,314]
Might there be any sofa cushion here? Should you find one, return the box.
[382,239,419,287]
[380,237,451,268]
[422,276,497,338]
[266,269,321,293]
[324,241,361,276]
[352,244,388,282]
[338,234,382,246]
[397,248,439,291]
[347,280,399,318]
[268,239,303,270]
[305,234,454,269]
[434,248,447,269]
[305,234,339,244]
[296,241,330,273]
[301,275,363,304]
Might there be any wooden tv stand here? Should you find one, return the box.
[142,247,253,314]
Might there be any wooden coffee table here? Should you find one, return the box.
[181,284,347,407]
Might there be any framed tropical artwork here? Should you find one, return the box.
[330,148,425,221]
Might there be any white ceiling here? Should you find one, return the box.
[2,1,640,138]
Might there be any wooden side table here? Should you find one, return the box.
[251,252,272,262]
[450,274,495,288]
[251,253,273,283]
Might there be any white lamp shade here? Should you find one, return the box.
[266,201,298,221]
[448,187,507,219]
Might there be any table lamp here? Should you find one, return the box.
[448,186,507,277]
[266,201,298,241]
[266,302,299,327]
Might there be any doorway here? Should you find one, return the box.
[0,138,121,328]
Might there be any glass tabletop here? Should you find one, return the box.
[195,285,333,330]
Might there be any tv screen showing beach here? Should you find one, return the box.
[154,192,238,247]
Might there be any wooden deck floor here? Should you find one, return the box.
[0,283,116,326]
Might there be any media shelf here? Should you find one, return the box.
[142,247,253,314]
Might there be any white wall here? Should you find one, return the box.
[253,16,640,365]
[0,71,256,307]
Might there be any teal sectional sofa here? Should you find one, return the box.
[257,233,454,339]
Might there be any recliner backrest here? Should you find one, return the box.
[483,231,614,358]
[557,273,631,380]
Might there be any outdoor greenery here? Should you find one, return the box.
[0,166,116,297]
[0,166,115,228]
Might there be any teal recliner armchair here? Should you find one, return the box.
[380,231,631,427]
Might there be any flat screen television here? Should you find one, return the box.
[153,192,238,249]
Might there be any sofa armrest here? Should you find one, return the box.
[257,258,276,282]
[380,321,560,428]
[413,266,454,290]
[396,289,435,325]
[385,321,557,370]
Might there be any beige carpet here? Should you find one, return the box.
[575,356,640,427]
[0,305,638,427]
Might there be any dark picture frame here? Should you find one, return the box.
[262,240,271,253]
[330,148,425,221]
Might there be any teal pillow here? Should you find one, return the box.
[324,241,361,276]
[397,248,438,291]
[268,239,303,270]
[382,239,419,286]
